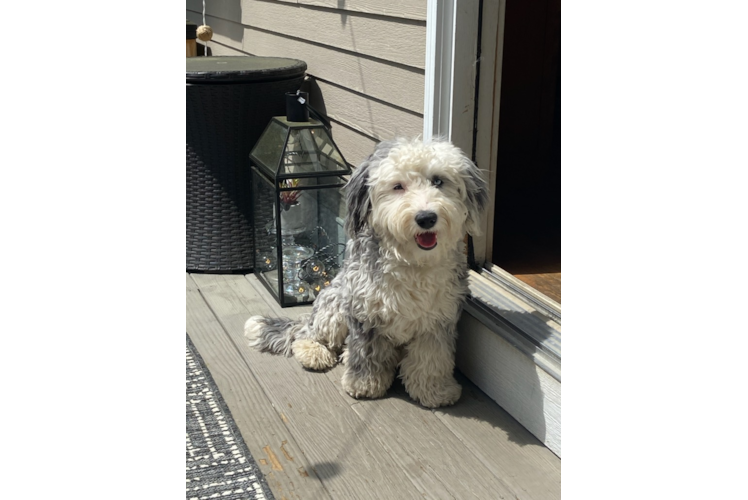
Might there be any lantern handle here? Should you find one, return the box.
[306,103,332,130]
[296,77,332,129]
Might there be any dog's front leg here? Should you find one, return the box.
[341,318,399,400]
[399,326,462,408]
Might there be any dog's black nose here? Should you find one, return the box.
[415,211,438,229]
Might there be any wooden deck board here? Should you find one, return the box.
[187,272,561,500]
[190,273,423,500]
[433,378,561,499]
[186,275,332,500]
[244,276,519,500]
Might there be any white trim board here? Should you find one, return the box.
[457,309,562,457]
[459,271,561,457]
[484,263,561,322]
[467,276,561,377]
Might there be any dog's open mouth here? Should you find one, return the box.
[415,232,438,250]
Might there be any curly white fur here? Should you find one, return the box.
[245,138,488,408]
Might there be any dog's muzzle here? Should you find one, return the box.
[415,211,438,250]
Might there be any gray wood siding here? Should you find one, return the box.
[187,0,426,167]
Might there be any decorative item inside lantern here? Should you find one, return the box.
[279,179,301,209]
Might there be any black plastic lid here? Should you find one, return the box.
[187,20,197,40]
[186,56,307,83]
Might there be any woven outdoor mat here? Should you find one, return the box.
[187,335,275,500]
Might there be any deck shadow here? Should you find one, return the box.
[384,370,546,448]
[307,461,342,481]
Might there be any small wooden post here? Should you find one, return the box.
[187,20,197,57]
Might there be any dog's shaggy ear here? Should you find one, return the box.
[344,140,396,237]
[461,155,489,236]
[344,154,373,237]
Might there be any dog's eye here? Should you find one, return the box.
[393,183,404,191]
[432,177,444,188]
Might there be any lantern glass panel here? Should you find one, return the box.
[281,127,347,176]
[251,119,288,178]
[252,168,348,306]
[252,169,280,299]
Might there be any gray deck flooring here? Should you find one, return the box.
[187,273,561,500]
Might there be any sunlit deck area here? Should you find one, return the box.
[187,272,560,500]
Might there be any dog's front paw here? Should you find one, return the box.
[408,377,462,408]
[341,369,393,400]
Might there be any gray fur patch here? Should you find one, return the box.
[251,316,299,356]
[460,154,489,235]
[344,317,399,386]
[344,140,397,237]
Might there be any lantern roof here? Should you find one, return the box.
[250,117,352,180]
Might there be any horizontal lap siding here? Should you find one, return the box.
[186,0,242,23]
[187,0,426,22]
[187,0,426,167]
[243,29,424,114]
[242,2,426,69]
[323,120,378,167]
[312,80,423,142]
[297,0,426,21]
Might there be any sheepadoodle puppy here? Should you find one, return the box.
[245,138,488,408]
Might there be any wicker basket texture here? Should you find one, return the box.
[187,62,305,272]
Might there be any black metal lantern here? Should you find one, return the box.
[250,116,351,307]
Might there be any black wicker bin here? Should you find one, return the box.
[187,56,306,272]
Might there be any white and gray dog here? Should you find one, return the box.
[245,138,488,408]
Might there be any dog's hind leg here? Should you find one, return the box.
[341,318,400,399]
[292,286,349,371]
[292,337,338,371]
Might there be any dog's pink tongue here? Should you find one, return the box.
[416,232,437,248]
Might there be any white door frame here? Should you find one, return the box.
[423,0,507,266]
[423,1,562,458]
[423,0,479,155]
